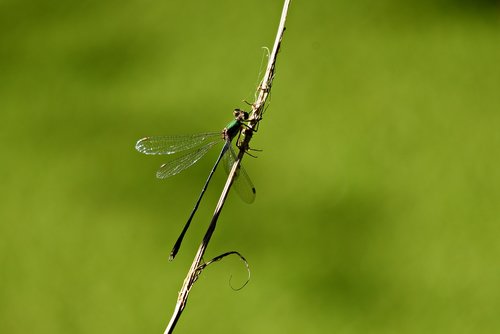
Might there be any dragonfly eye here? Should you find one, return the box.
[233,108,249,121]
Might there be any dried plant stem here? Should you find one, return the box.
[164,1,290,333]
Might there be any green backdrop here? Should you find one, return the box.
[1,0,499,333]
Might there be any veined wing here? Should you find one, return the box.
[136,132,221,155]
[223,145,256,204]
[156,140,221,179]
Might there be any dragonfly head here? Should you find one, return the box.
[233,108,249,122]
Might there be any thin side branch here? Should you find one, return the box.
[164,1,291,333]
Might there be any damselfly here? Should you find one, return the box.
[135,109,256,260]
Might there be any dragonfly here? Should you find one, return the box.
[135,109,256,260]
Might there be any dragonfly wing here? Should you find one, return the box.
[223,145,256,204]
[136,132,221,155]
[156,140,220,179]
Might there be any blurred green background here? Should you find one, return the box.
[1,0,500,333]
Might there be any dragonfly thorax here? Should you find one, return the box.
[222,120,240,141]
[222,109,249,141]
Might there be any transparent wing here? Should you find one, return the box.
[136,132,221,155]
[156,140,221,179]
[223,145,256,204]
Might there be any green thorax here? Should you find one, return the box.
[222,109,249,141]
[223,119,241,141]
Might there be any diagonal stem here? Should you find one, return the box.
[164,1,291,332]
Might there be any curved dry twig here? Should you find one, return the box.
[197,251,251,291]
